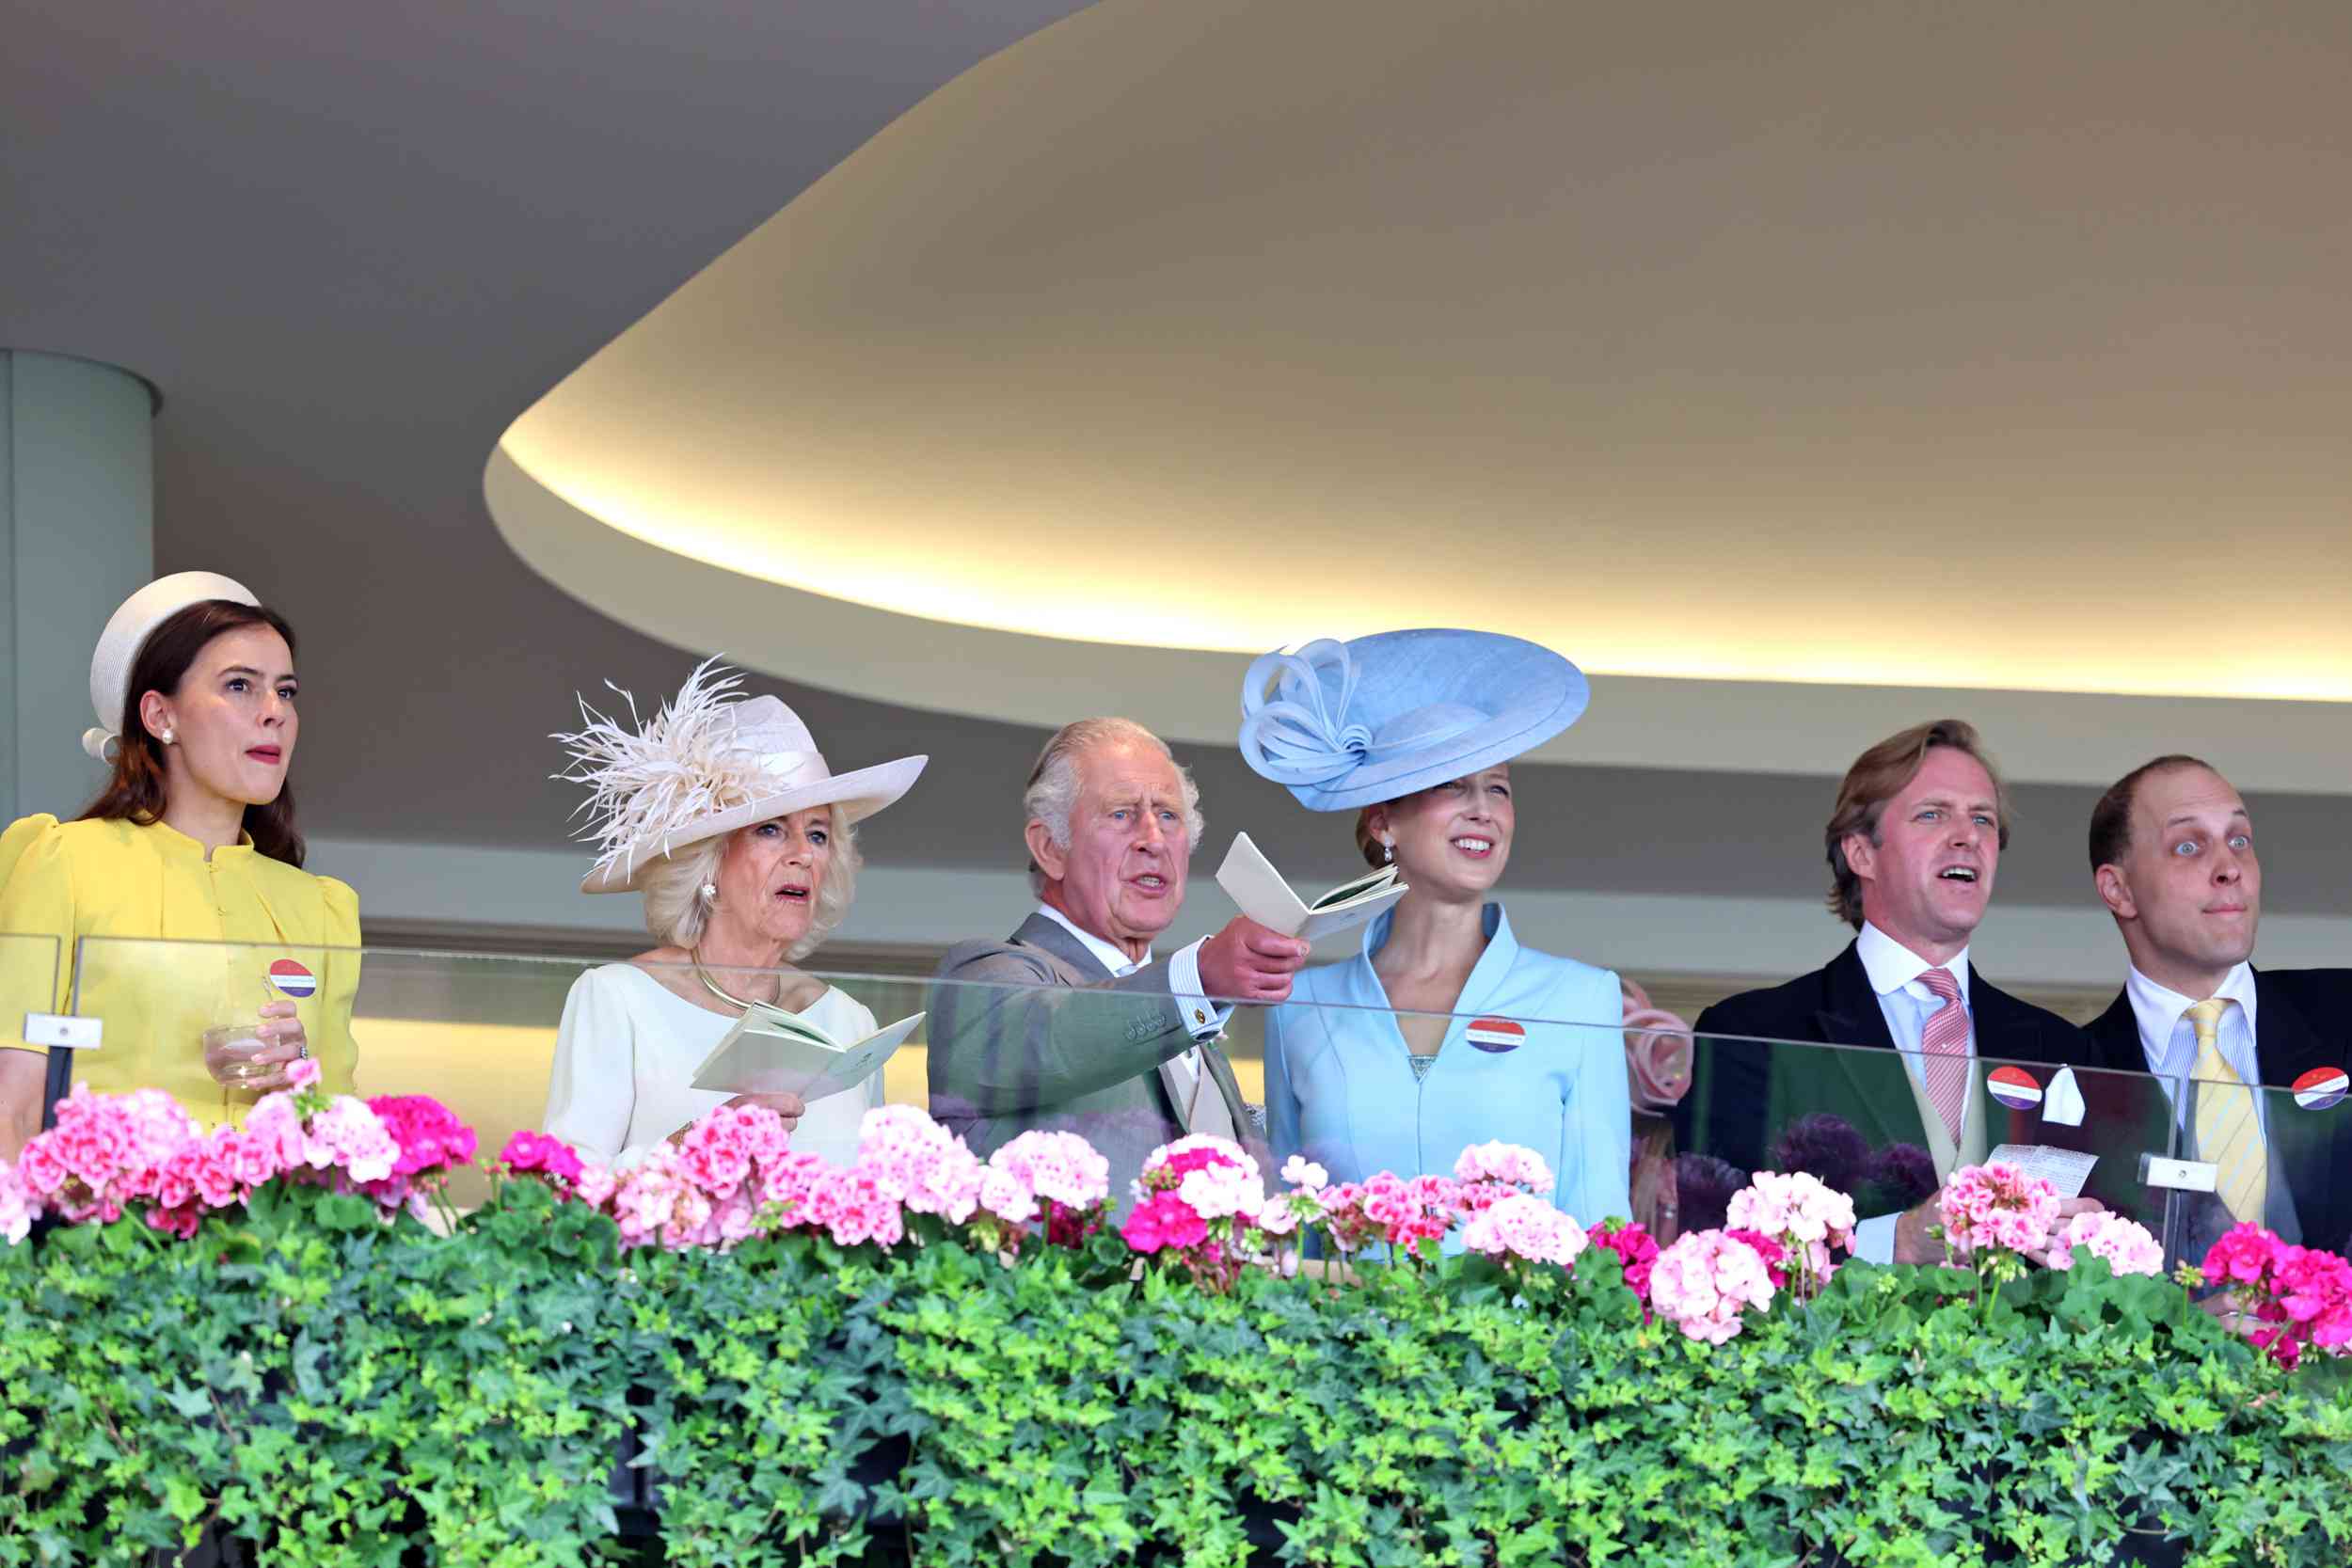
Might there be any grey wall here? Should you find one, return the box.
[3,351,155,822]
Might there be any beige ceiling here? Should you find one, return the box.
[493,0,2352,765]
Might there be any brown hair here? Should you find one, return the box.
[78,599,307,867]
[1823,719,2010,929]
[2087,754,2213,874]
[1352,806,1389,869]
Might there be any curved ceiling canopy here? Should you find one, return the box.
[492,0,2352,779]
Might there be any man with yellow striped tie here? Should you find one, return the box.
[2085,756,2352,1263]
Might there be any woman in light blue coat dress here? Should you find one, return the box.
[1243,630,1633,1228]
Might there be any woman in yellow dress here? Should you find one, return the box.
[0,573,359,1154]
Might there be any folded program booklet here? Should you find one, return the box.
[1216,832,1409,942]
[1985,1143,2098,1199]
[690,1006,922,1103]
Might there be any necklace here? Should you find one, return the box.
[691,946,780,1013]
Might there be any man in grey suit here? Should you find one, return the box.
[929,718,1309,1210]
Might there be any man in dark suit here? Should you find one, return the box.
[1690,720,2103,1262]
[2085,755,2352,1259]
[928,718,1306,1210]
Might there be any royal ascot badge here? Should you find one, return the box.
[1986,1065,2043,1112]
[2292,1066,2348,1112]
[1466,1017,1526,1053]
[267,958,319,1000]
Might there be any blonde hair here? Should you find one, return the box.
[1824,720,2010,929]
[640,804,861,960]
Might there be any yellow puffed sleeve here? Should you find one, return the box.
[0,816,73,1054]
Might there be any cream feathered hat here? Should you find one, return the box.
[83,571,262,762]
[554,657,928,895]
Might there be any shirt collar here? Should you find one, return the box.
[1856,920,1971,1006]
[2124,960,2258,1069]
[1032,902,1141,977]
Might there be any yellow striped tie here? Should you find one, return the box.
[2185,997,2266,1225]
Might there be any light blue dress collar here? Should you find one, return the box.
[1351,901,1520,1022]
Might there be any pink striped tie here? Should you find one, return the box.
[1917,966,1970,1144]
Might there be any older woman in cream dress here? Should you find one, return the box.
[542,661,926,1168]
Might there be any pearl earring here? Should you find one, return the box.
[1380,840,1394,864]
[160,728,176,745]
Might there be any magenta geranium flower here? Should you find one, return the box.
[1120,1190,1208,1254]
[368,1095,478,1180]
[499,1128,585,1185]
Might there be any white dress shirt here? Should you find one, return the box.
[2123,960,2264,1126]
[1855,920,1975,1079]
[1030,905,1231,1092]
[1851,922,1975,1263]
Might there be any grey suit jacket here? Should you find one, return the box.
[927,912,1270,1213]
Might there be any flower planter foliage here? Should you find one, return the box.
[3,1087,2348,1567]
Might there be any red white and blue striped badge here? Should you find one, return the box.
[2293,1067,2348,1112]
[267,958,318,1000]
[1985,1065,2042,1111]
[1466,1017,1525,1053]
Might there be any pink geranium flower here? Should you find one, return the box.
[991,1131,1110,1211]
[1589,1221,1661,1302]
[2045,1211,2163,1276]
[1454,1141,1555,1196]
[2200,1223,2352,1370]
[0,1158,40,1245]
[1459,1193,1588,1268]
[1650,1228,1778,1343]
[499,1129,585,1186]
[1938,1163,2061,1259]
[1120,1190,1209,1254]
[1724,1228,1790,1291]
[1726,1169,1856,1293]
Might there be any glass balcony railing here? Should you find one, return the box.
[0,931,68,1106]
[11,935,2252,1266]
[2168,1067,2352,1261]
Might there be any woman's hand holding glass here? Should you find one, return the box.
[203,999,308,1092]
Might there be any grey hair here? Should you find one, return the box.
[639,804,862,960]
[1023,717,1205,895]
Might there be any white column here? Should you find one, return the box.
[1,350,156,823]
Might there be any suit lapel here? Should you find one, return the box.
[1010,911,1115,982]
[2083,991,2145,1074]
[2252,970,2333,1088]
[1816,942,1924,1152]
[1817,942,1897,1051]
[1204,1044,1274,1168]
[2253,970,2348,1253]
[1968,972,2031,1059]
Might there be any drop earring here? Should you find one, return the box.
[1380,840,1394,864]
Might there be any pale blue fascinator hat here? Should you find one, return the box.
[1237,629,1589,812]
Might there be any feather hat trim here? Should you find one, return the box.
[552,657,927,894]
